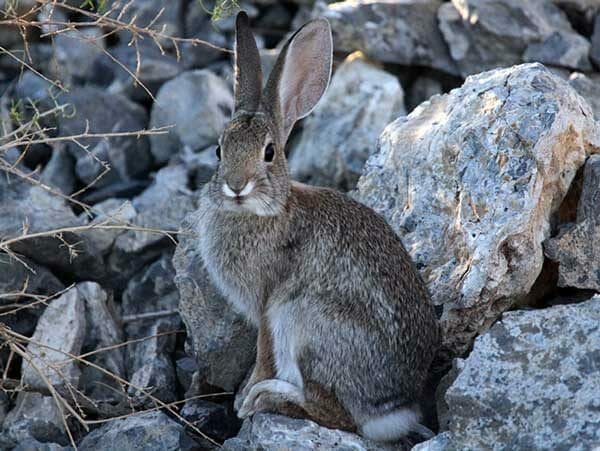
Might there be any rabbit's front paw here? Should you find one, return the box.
[237,379,304,419]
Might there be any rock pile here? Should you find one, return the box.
[1,0,599,449]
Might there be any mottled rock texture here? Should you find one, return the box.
[439,297,600,450]
[356,63,599,355]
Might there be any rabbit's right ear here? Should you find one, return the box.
[234,11,263,115]
[263,19,332,142]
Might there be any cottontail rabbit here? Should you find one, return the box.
[197,11,440,442]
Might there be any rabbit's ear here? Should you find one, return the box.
[263,19,332,141]
[234,11,263,115]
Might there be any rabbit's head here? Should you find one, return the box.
[206,11,332,216]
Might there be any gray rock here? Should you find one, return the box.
[523,30,592,71]
[175,356,198,393]
[544,154,600,291]
[289,53,405,190]
[77,282,126,400]
[55,86,152,188]
[122,255,180,403]
[22,286,86,390]
[78,411,201,451]
[439,0,587,77]
[314,0,458,75]
[81,199,137,255]
[592,14,600,68]
[149,70,233,164]
[0,255,64,337]
[555,0,600,29]
[0,391,8,428]
[89,41,183,102]
[411,432,452,451]
[407,76,443,113]
[13,439,74,451]
[222,414,383,451]
[115,164,196,253]
[356,63,599,355]
[40,143,76,195]
[440,296,600,450]
[127,318,178,404]
[2,392,67,446]
[568,72,600,120]
[173,212,256,392]
[52,28,105,85]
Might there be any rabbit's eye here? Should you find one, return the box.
[215,145,221,161]
[264,143,275,163]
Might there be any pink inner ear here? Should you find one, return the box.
[278,23,332,133]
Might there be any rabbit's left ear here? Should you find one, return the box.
[234,11,263,115]
[263,19,332,141]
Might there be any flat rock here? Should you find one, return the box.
[439,0,589,77]
[222,414,385,451]
[440,296,600,449]
[22,286,86,390]
[356,63,599,355]
[78,411,202,451]
[149,70,233,164]
[314,0,458,75]
[289,53,405,190]
[568,72,600,120]
[173,212,256,392]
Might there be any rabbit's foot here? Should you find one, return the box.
[237,379,304,419]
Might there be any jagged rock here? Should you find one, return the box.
[115,164,196,253]
[89,41,183,102]
[78,411,202,451]
[122,255,180,403]
[221,414,383,451]
[544,154,600,291]
[77,282,126,400]
[439,0,590,77]
[181,399,238,442]
[407,76,443,112]
[175,356,198,393]
[314,0,458,75]
[555,0,600,31]
[13,439,73,451]
[289,53,405,190]
[0,176,105,280]
[149,70,233,164]
[438,296,600,449]
[1,393,68,446]
[568,72,600,120]
[55,86,152,189]
[173,212,256,392]
[40,143,76,195]
[22,286,85,390]
[127,319,178,404]
[411,432,452,451]
[356,63,600,355]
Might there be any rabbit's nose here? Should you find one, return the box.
[223,180,255,198]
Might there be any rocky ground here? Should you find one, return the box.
[1,0,599,450]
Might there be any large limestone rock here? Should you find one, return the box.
[436,296,600,449]
[544,154,600,291]
[222,414,383,451]
[173,212,256,392]
[289,53,405,190]
[356,63,599,355]
[314,0,459,75]
[439,0,591,77]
